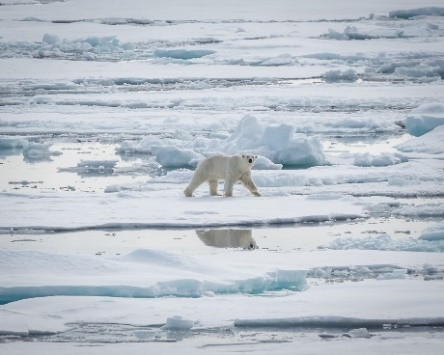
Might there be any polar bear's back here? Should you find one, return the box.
[196,154,230,179]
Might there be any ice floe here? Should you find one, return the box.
[377,268,408,280]
[396,125,444,154]
[0,248,308,304]
[389,7,444,19]
[31,34,133,61]
[419,222,444,241]
[154,49,216,60]
[324,234,444,253]
[58,160,117,176]
[1,246,444,334]
[0,192,366,231]
[324,26,407,41]
[163,316,195,331]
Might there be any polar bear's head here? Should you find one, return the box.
[241,154,258,167]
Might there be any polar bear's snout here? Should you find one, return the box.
[243,154,256,164]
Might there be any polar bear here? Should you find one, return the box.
[184,154,261,197]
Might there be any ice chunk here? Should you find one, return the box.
[259,124,294,150]
[117,136,161,155]
[33,34,133,60]
[152,146,204,168]
[0,137,28,157]
[0,137,28,151]
[394,63,443,79]
[346,328,371,338]
[324,29,349,40]
[396,125,444,154]
[225,116,326,166]
[353,152,408,167]
[154,49,216,60]
[392,203,444,218]
[379,60,444,80]
[42,33,60,45]
[377,269,408,280]
[116,136,203,168]
[23,142,61,162]
[225,114,264,143]
[254,156,283,170]
[419,223,444,241]
[404,103,444,137]
[323,69,358,83]
[324,26,404,40]
[116,115,326,168]
[164,316,195,330]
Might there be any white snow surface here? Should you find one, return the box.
[0,192,366,230]
[1,0,444,353]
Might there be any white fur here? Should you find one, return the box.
[184,154,261,197]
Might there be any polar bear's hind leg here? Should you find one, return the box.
[208,179,221,196]
[184,171,206,197]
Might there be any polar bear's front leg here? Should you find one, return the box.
[239,171,261,196]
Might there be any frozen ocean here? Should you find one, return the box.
[1,0,444,354]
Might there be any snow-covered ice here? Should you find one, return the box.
[1,0,444,353]
[397,124,444,154]
[404,103,444,136]
[420,222,444,241]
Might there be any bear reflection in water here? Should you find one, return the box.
[196,229,257,250]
